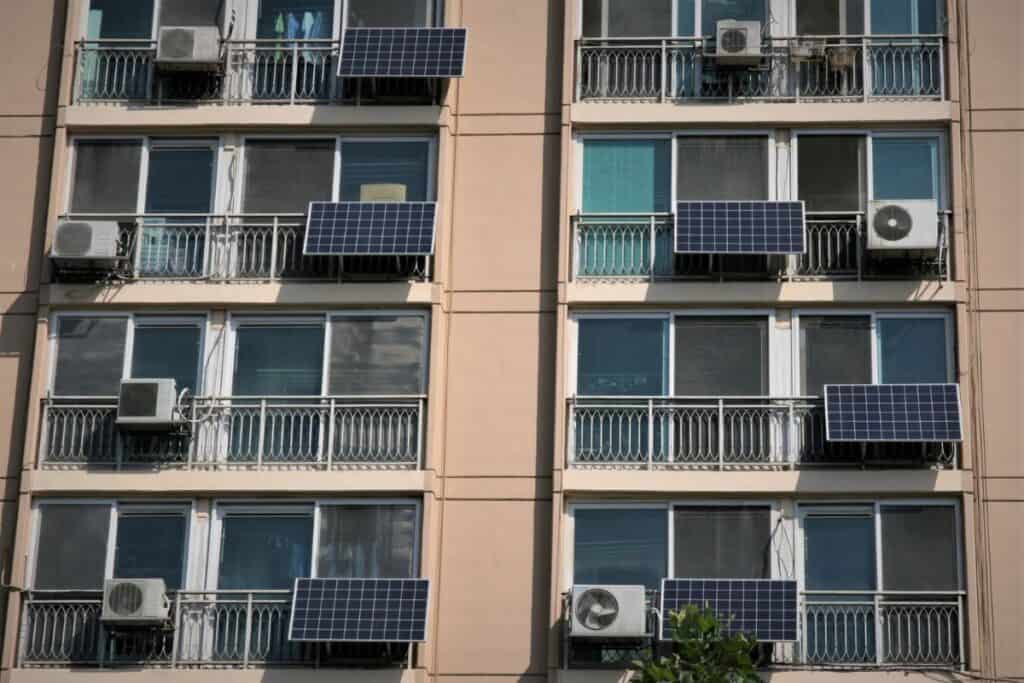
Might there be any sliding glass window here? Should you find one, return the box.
[673,317,769,396]
[573,508,667,590]
[576,318,668,396]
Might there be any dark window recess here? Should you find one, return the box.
[243,140,335,214]
[53,317,128,397]
[348,0,431,28]
[114,514,188,589]
[70,141,143,214]
[798,136,865,213]
[674,317,769,396]
[674,506,772,579]
[881,506,959,591]
[159,0,221,27]
[34,504,111,590]
[677,137,769,202]
[799,316,872,396]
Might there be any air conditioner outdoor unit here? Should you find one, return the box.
[51,220,120,269]
[570,585,649,638]
[715,20,763,64]
[867,199,939,250]
[156,26,222,70]
[116,379,181,431]
[101,579,170,626]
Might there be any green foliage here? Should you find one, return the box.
[630,605,761,683]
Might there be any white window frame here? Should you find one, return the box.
[575,0,773,39]
[241,0,442,41]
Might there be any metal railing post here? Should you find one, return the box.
[648,215,657,281]
[416,397,425,469]
[257,399,266,467]
[243,593,253,668]
[800,597,808,664]
[717,399,726,469]
[660,40,667,102]
[567,399,576,468]
[270,216,280,280]
[290,43,299,104]
[171,592,182,668]
[957,595,965,668]
[575,41,582,102]
[37,400,50,468]
[326,398,336,469]
[939,37,946,101]
[647,399,655,469]
[856,214,864,281]
[787,402,796,467]
[203,216,213,278]
[862,36,871,102]
[874,593,884,665]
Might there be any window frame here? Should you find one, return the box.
[47,312,209,397]
[239,0,443,41]
[575,0,771,38]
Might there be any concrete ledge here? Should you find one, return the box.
[8,669,426,683]
[556,669,966,683]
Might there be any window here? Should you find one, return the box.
[676,137,768,201]
[674,317,769,396]
[34,504,111,590]
[796,0,864,34]
[573,508,667,590]
[317,504,417,578]
[799,316,872,396]
[870,0,940,34]
[159,0,220,27]
[576,318,667,396]
[880,505,958,591]
[581,0,672,37]
[144,144,215,214]
[113,511,188,589]
[86,0,154,39]
[697,0,766,36]
[803,511,876,591]
[878,317,949,384]
[233,322,324,396]
[328,316,426,395]
[256,0,334,40]
[674,506,771,579]
[131,321,203,395]
[348,0,433,28]
[872,137,940,202]
[798,136,865,213]
[582,139,671,214]
[243,140,335,214]
[70,140,142,214]
[340,141,431,202]
[218,511,314,590]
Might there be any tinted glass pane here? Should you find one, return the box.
[878,318,948,383]
[800,316,872,396]
[218,514,312,590]
[881,506,958,591]
[609,0,672,37]
[145,147,215,213]
[796,0,863,34]
[317,505,417,578]
[132,324,202,393]
[804,514,876,591]
[35,504,110,590]
[160,0,220,26]
[329,316,425,395]
[674,317,768,396]
[674,506,771,578]
[243,140,335,214]
[871,0,935,33]
[677,137,768,201]
[798,136,864,212]
[348,0,430,27]
[233,325,324,395]
[340,142,430,202]
[70,141,142,214]
[574,508,667,590]
[872,138,938,201]
[256,0,334,39]
[88,0,155,39]
[114,514,187,589]
[702,0,766,36]
[54,317,127,396]
[582,140,671,213]
[678,0,696,35]
[577,318,667,396]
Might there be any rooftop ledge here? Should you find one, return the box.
[570,100,956,127]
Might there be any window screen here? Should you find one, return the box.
[582,139,671,213]
[878,317,949,384]
[677,137,768,201]
[803,513,876,591]
[339,141,430,202]
[87,0,155,39]
[674,506,771,579]
[317,505,417,578]
[233,324,324,396]
[145,146,215,213]
[256,0,334,40]
[70,141,142,214]
[328,316,425,395]
[348,0,431,27]
[800,316,871,396]
[702,0,766,36]
[218,513,313,590]
[872,137,939,201]
[53,317,128,396]
[114,513,188,589]
[674,317,768,396]
[131,322,203,393]
[35,504,110,590]
[796,0,864,34]
[159,0,220,26]
[798,136,864,212]
[577,318,667,396]
[243,140,335,214]
[881,506,958,591]
[574,508,667,590]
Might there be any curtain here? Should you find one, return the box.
[673,506,771,578]
[54,317,128,396]
[328,316,425,395]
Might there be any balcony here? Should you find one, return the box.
[55,214,431,283]
[566,397,957,469]
[574,35,946,103]
[39,395,425,470]
[74,40,440,106]
[19,590,409,668]
[571,212,951,281]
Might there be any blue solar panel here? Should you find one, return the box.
[660,579,798,642]
[289,578,429,643]
[825,383,963,443]
[303,201,436,256]
[675,201,806,254]
[338,28,467,78]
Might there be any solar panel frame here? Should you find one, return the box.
[288,577,430,643]
[659,578,798,642]
[824,383,963,443]
[303,201,437,256]
[338,27,468,78]
[674,200,807,255]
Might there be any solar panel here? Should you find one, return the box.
[824,383,963,443]
[289,578,430,643]
[660,579,798,642]
[303,201,436,256]
[674,201,806,254]
[338,28,468,78]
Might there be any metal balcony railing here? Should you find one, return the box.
[38,395,425,470]
[74,40,438,105]
[575,35,945,103]
[567,397,958,469]
[571,212,951,281]
[55,214,431,283]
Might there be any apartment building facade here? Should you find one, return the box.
[0,1,1020,683]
